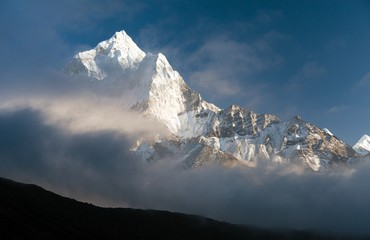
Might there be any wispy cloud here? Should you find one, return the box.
[255,9,284,24]
[351,72,370,93]
[0,94,168,139]
[357,72,370,88]
[289,61,327,89]
[184,32,284,108]
[137,11,286,109]
[326,105,350,114]
[188,38,262,96]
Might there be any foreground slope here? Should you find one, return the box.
[65,30,358,171]
[0,177,360,240]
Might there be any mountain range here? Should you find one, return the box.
[65,30,370,171]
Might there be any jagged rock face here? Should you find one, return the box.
[65,30,361,171]
[197,110,356,171]
[131,136,238,169]
[210,105,280,137]
[278,117,357,170]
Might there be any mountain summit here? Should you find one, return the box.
[66,31,219,136]
[353,135,370,156]
[65,30,361,171]
[66,30,145,80]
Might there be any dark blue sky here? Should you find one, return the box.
[1,0,370,145]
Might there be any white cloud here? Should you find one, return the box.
[358,72,370,87]
[326,105,349,114]
[0,94,169,139]
[289,61,327,89]
[136,13,286,109]
[186,33,283,103]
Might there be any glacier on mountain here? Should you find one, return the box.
[65,30,362,171]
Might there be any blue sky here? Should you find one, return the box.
[1,0,370,145]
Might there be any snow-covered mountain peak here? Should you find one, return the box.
[65,30,145,80]
[95,30,145,66]
[65,29,364,171]
[65,31,220,138]
[153,53,178,82]
[353,134,370,156]
[124,52,220,137]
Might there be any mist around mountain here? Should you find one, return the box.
[1,107,370,235]
[1,176,366,240]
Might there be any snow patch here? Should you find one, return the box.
[323,128,333,136]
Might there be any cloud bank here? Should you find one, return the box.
[1,100,370,236]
